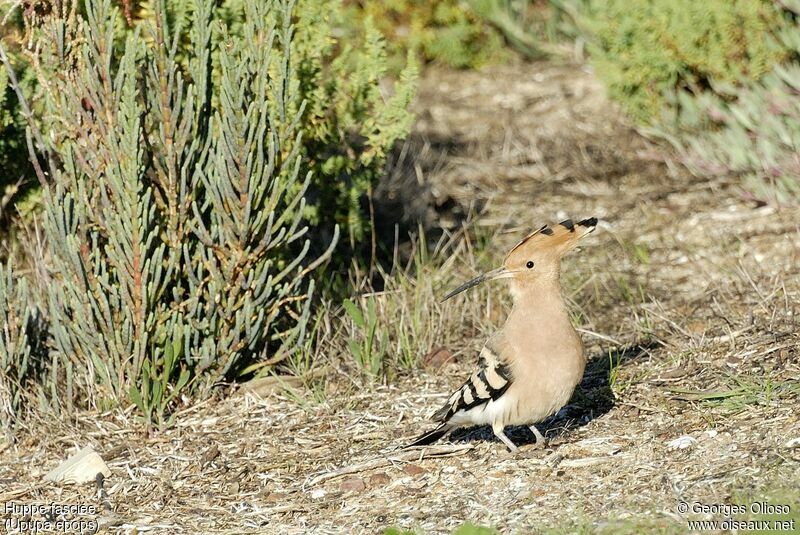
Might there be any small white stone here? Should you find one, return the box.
[784,437,800,449]
[310,488,326,499]
[44,446,111,485]
[666,436,696,450]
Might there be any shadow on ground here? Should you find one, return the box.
[448,342,657,449]
[372,132,477,256]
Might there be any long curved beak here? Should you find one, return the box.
[442,266,511,302]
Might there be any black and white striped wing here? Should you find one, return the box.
[433,341,513,422]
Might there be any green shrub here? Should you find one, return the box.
[0,262,46,432]
[664,62,800,204]
[13,0,415,427]
[0,60,24,185]
[472,0,578,60]
[342,296,389,377]
[581,0,792,122]
[346,0,510,69]
[642,3,800,204]
[0,10,37,214]
[452,524,498,535]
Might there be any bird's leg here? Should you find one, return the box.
[529,425,547,448]
[492,426,518,452]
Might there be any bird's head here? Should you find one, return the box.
[443,218,597,301]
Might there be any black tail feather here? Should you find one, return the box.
[404,423,451,448]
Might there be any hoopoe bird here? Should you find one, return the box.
[408,218,598,452]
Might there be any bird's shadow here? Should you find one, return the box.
[449,342,655,449]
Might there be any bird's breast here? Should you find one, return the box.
[501,326,585,426]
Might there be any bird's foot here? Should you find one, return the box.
[493,428,519,453]
[528,425,548,449]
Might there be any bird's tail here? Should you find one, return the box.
[405,422,451,448]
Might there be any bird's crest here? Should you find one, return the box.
[506,217,597,260]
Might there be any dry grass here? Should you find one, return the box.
[1,60,799,534]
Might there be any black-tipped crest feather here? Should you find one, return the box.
[506,224,549,258]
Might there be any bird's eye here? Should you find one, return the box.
[526,261,534,269]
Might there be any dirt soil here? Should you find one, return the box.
[2,61,799,534]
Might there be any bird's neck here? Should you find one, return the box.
[507,277,572,332]
[505,277,585,365]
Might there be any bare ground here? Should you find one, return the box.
[2,61,799,534]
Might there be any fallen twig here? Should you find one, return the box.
[303,443,475,488]
[575,328,622,345]
[0,488,31,502]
